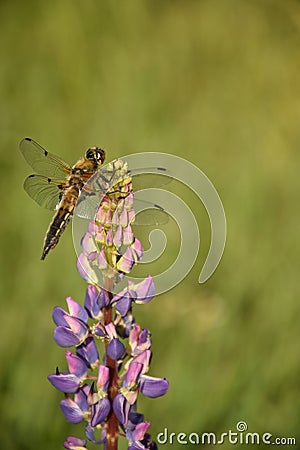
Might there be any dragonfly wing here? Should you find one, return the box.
[20,137,71,178]
[129,167,172,191]
[23,174,63,210]
[86,165,172,193]
[73,164,171,223]
[133,198,169,226]
[74,192,101,219]
[74,194,169,225]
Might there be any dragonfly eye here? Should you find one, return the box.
[95,149,105,161]
[85,147,105,163]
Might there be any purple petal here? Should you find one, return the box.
[66,351,88,378]
[119,205,128,227]
[97,289,110,308]
[96,205,106,224]
[123,225,134,245]
[139,329,150,345]
[77,337,99,367]
[84,285,100,318]
[106,227,113,246]
[64,436,87,450]
[134,275,155,303]
[132,421,151,441]
[128,443,145,450]
[95,227,106,244]
[125,192,134,208]
[117,247,134,273]
[139,375,169,398]
[128,409,144,426]
[85,424,106,444]
[52,307,69,327]
[97,248,108,270]
[129,324,151,354]
[81,231,98,255]
[132,350,151,374]
[111,286,128,304]
[64,316,89,341]
[74,386,89,412]
[87,251,98,262]
[131,238,144,260]
[97,365,110,390]
[126,362,143,385]
[54,326,81,347]
[128,209,135,224]
[66,297,89,323]
[77,253,99,284]
[105,322,117,340]
[94,323,106,337]
[84,285,109,318]
[105,209,112,226]
[115,292,132,317]
[113,224,123,247]
[112,208,120,226]
[88,220,98,234]
[113,394,131,425]
[129,324,141,347]
[90,398,111,426]
[107,338,125,360]
[60,398,84,423]
[48,373,80,393]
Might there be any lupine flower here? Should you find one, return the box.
[53,314,89,348]
[111,275,155,316]
[60,385,90,423]
[129,325,151,356]
[48,158,169,450]
[48,351,88,393]
[139,375,169,398]
[84,285,109,319]
[52,297,89,347]
[120,358,169,403]
[90,397,111,427]
[76,337,99,369]
[105,322,126,360]
[126,421,151,450]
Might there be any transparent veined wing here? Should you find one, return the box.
[91,167,171,191]
[133,198,169,226]
[75,193,169,225]
[74,162,170,225]
[20,137,72,178]
[23,174,65,210]
[129,167,170,191]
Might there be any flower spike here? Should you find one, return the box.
[48,158,169,449]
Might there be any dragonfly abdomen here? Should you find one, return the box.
[41,187,79,260]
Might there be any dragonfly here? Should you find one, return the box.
[20,138,168,260]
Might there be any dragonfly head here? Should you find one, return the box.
[85,147,106,165]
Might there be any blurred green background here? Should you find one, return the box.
[1,0,300,449]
